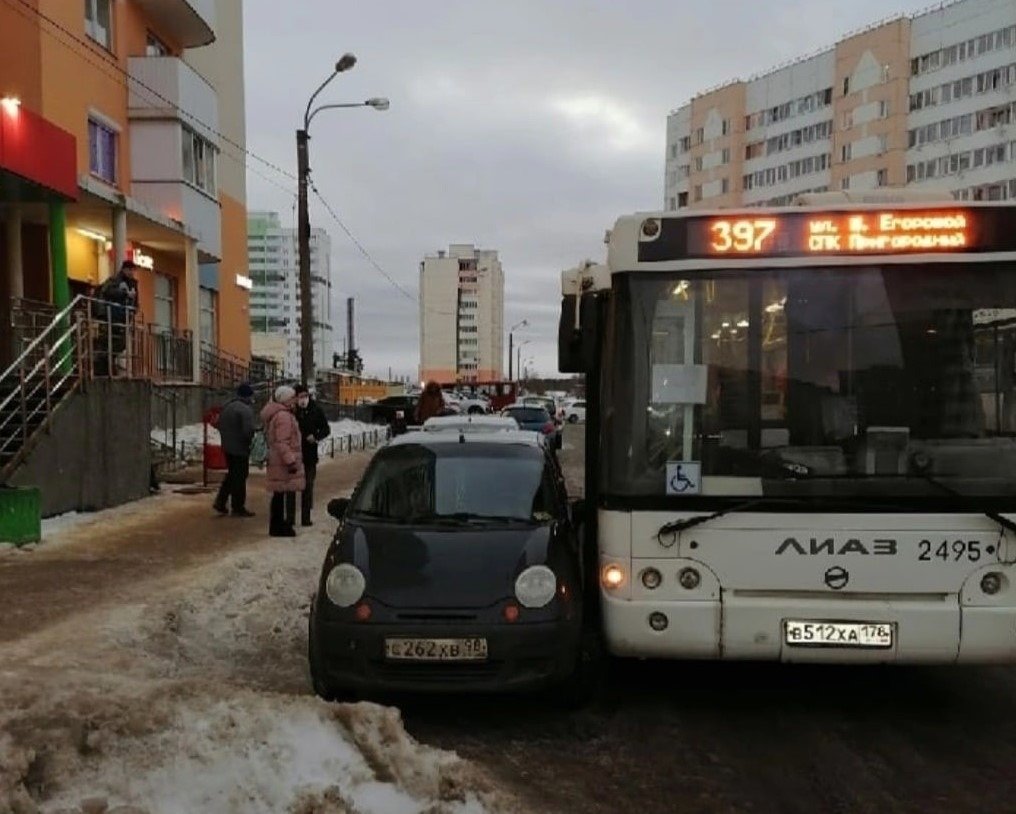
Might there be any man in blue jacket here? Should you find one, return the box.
[213,383,257,517]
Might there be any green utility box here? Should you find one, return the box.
[0,486,42,546]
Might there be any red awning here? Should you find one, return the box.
[0,101,77,201]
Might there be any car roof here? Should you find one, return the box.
[422,416,518,432]
[390,429,543,449]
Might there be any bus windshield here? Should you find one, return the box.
[602,262,1016,500]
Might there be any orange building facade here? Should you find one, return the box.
[0,0,251,379]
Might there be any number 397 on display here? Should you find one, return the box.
[710,219,778,253]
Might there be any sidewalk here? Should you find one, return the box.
[0,450,376,645]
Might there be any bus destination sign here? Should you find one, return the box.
[638,206,1016,262]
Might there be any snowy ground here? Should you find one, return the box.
[151,420,384,463]
[0,500,517,814]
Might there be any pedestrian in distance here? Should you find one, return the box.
[293,383,331,527]
[92,259,139,376]
[262,385,305,537]
[414,381,445,425]
[212,383,258,517]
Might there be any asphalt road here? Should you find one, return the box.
[403,422,1016,814]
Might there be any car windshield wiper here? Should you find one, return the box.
[412,511,535,526]
[348,509,407,523]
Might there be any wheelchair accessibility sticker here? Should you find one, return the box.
[666,461,701,496]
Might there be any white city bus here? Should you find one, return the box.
[560,192,1016,663]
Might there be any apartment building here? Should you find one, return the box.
[419,244,504,384]
[665,0,1016,210]
[0,0,252,377]
[247,211,333,377]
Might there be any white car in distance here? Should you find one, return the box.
[561,400,586,424]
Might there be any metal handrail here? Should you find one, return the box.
[0,294,84,384]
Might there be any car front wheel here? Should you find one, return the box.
[567,414,579,424]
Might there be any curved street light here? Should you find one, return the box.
[296,55,389,384]
[508,319,529,382]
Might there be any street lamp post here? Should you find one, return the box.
[515,340,531,385]
[507,319,528,382]
[297,53,389,385]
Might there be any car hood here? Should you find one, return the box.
[340,521,551,609]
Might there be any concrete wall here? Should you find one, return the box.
[151,383,206,430]
[11,380,154,517]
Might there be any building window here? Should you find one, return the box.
[199,288,217,347]
[721,177,730,194]
[146,32,169,57]
[841,143,852,162]
[876,168,888,187]
[85,0,113,50]
[154,273,176,334]
[182,126,217,195]
[841,177,851,190]
[721,147,730,164]
[842,76,850,95]
[881,65,891,83]
[694,156,703,172]
[879,100,890,119]
[677,192,689,208]
[88,118,117,184]
[721,119,730,136]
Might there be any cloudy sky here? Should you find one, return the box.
[243,0,933,380]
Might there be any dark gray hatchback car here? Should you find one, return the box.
[308,430,586,697]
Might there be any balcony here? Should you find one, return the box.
[127,56,219,132]
[128,56,221,260]
[133,0,215,48]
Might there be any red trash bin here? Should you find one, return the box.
[203,407,227,485]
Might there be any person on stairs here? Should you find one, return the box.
[261,385,305,537]
[293,384,331,526]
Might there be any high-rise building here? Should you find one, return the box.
[0,0,253,376]
[665,0,1016,210]
[419,244,504,384]
[247,211,333,377]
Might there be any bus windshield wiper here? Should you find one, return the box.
[913,473,1016,535]
[656,497,808,542]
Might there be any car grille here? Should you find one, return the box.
[394,611,479,622]
[371,660,503,684]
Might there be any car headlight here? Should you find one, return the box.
[514,565,557,608]
[325,563,366,608]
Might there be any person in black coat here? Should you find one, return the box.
[213,383,257,517]
[293,384,331,526]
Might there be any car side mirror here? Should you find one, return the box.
[569,498,587,526]
[327,498,350,520]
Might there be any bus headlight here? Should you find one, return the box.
[640,568,662,590]
[326,563,366,608]
[515,565,557,608]
[981,572,1004,596]
[602,563,625,590]
[678,567,701,590]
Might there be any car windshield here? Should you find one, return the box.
[507,407,551,424]
[603,263,1016,500]
[349,444,553,523]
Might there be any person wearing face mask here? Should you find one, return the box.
[293,384,331,526]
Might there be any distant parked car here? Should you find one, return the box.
[562,400,586,424]
[308,430,587,698]
[502,404,562,451]
[367,395,419,434]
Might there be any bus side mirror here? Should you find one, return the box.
[558,294,602,373]
[327,498,350,519]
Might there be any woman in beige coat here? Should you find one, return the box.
[261,385,306,537]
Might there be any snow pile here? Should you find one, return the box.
[0,523,514,814]
[151,420,384,463]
